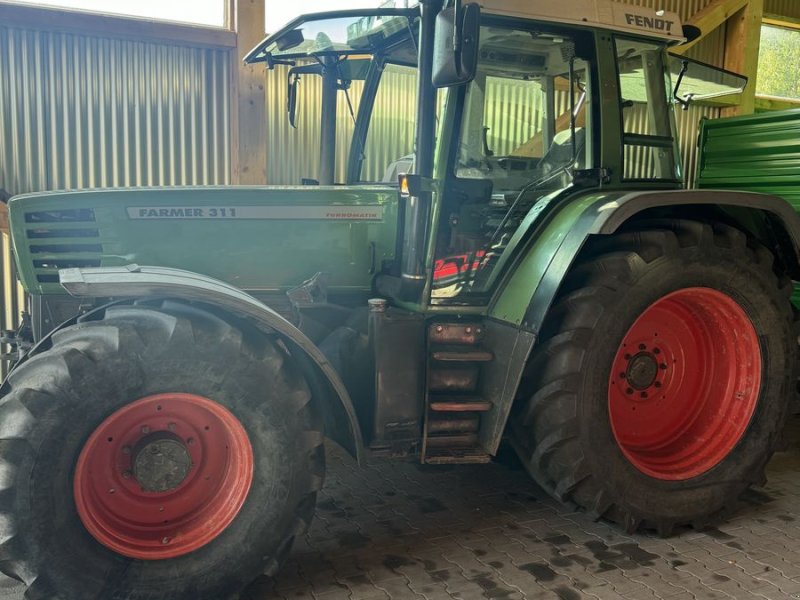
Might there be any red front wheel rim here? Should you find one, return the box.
[74,393,254,560]
[608,287,762,481]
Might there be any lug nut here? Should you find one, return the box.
[141,426,150,434]
[640,392,648,399]
[639,344,646,350]
[619,372,626,379]
[187,437,195,445]
[168,422,177,431]
[655,382,662,388]
[161,537,170,545]
[465,326,472,334]
[653,348,661,354]
[626,387,634,395]
[436,325,443,333]
[660,363,668,370]
[122,471,132,479]
[122,446,131,455]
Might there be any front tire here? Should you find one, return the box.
[0,300,324,599]
[512,220,797,534]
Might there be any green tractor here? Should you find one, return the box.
[2,1,800,598]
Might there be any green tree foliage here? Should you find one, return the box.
[757,25,800,99]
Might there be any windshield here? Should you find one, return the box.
[433,25,592,300]
[246,10,418,65]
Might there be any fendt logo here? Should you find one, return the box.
[625,13,675,33]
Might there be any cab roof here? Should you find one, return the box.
[244,1,686,67]
[479,0,685,44]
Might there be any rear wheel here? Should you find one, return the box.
[0,301,324,599]
[512,220,797,534]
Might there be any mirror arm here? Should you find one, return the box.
[453,0,463,74]
[672,59,692,111]
[287,72,300,128]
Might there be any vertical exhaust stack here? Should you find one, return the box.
[397,0,439,295]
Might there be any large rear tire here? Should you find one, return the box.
[0,301,324,599]
[511,220,797,535]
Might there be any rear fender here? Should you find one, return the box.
[481,189,800,453]
[56,265,365,463]
[491,189,800,330]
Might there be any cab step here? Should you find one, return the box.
[424,447,492,464]
[426,433,479,447]
[428,413,480,434]
[431,346,494,362]
[422,322,494,465]
[429,396,492,412]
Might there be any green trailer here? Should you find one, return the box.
[697,108,800,307]
[2,2,800,599]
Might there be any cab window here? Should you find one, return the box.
[433,25,593,300]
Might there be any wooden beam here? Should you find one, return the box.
[672,0,748,55]
[723,0,764,116]
[763,14,800,31]
[231,0,267,185]
[754,95,800,111]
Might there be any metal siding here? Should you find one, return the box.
[696,110,800,209]
[696,110,800,306]
[765,0,800,19]
[0,20,233,375]
[1,25,231,193]
[266,65,376,184]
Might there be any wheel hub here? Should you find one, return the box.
[608,287,762,481]
[73,393,254,560]
[625,351,659,391]
[133,434,193,493]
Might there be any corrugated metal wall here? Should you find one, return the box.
[765,0,800,19]
[266,64,366,184]
[0,15,233,378]
[0,27,232,193]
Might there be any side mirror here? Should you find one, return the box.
[287,72,299,128]
[432,3,480,88]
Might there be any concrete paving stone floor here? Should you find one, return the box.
[6,417,800,599]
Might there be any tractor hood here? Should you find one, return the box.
[8,186,398,296]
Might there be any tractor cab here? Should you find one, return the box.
[245,3,746,309]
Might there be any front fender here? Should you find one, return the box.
[58,264,365,463]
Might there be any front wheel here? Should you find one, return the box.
[0,301,324,599]
[512,220,797,534]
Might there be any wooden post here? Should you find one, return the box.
[0,203,8,236]
[230,0,267,184]
[723,0,764,116]
[671,0,748,56]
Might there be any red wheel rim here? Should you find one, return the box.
[74,393,254,560]
[608,287,762,481]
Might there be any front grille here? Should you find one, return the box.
[23,208,104,287]
[24,208,96,223]
[27,228,99,239]
[30,244,104,254]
